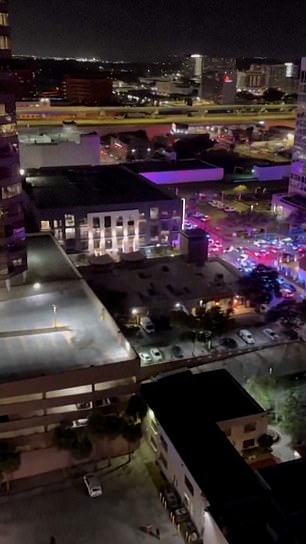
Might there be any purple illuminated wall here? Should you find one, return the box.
[140,167,224,185]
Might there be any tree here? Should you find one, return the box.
[126,395,148,423]
[88,412,123,465]
[245,375,279,411]
[0,442,21,490]
[121,421,142,462]
[277,392,305,444]
[53,424,92,461]
[71,432,92,460]
[233,184,248,200]
[258,433,274,450]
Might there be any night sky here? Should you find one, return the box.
[9,0,306,61]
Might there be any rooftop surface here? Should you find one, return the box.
[0,235,135,381]
[128,159,219,173]
[259,459,306,515]
[282,193,306,209]
[85,256,238,309]
[26,165,174,210]
[141,370,268,528]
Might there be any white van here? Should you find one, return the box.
[140,316,155,334]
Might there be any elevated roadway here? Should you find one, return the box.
[17,112,296,129]
[16,102,296,128]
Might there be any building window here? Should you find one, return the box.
[65,228,75,239]
[0,13,8,26]
[150,225,159,239]
[243,438,255,449]
[150,207,159,219]
[160,434,168,452]
[93,239,100,250]
[93,217,100,229]
[116,216,123,227]
[105,239,112,250]
[244,423,256,433]
[184,475,194,496]
[1,183,21,200]
[104,216,111,228]
[0,35,9,50]
[64,214,75,227]
[40,220,50,231]
[160,453,168,469]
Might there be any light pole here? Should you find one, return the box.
[52,304,57,328]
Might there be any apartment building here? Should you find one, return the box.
[25,165,183,255]
[0,0,27,288]
[142,369,270,543]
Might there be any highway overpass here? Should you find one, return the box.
[16,102,296,128]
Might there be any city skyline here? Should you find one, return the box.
[9,0,306,61]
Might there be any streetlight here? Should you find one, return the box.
[52,304,57,328]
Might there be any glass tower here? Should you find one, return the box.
[0,0,27,288]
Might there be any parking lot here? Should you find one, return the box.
[0,446,183,544]
[128,317,296,367]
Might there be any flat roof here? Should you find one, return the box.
[141,369,266,509]
[259,459,306,515]
[0,234,135,381]
[85,256,238,309]
[281,193,306,209]
[128,159,218,173]
[26,165,174,210]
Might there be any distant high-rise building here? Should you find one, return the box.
[181,54,204,82]
[289,57,306,195]
[63,73,113,105]
[0,0,27,288]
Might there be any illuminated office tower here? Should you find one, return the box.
[0,0,26,288]
[289,58,306,196]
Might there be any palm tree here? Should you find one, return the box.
[121,421,142,463]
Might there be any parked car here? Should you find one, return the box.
[139,352,152,364]
[171,345,184,359]
[221,337,238,349]
[263,328,279,341]
[150,348,163,362]
[224,206,236,213]
[72,418,88,428]
[76,401,93,410]
[83,473,103,498]
[140,316,155,334]
[239,329,255,344]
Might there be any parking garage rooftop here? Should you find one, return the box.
[0,234,135,382]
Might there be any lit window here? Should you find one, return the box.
[1,183,21,200]
[0,13,8,26]
[64,214,75,227]
[116,216,123,227]
[150,207,159,219]
[65,228,75,239]
[40,220,50,231]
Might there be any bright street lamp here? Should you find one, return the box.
[52,304,57,328]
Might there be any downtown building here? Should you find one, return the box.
[272,57,306,218]
[0,0,27,288]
